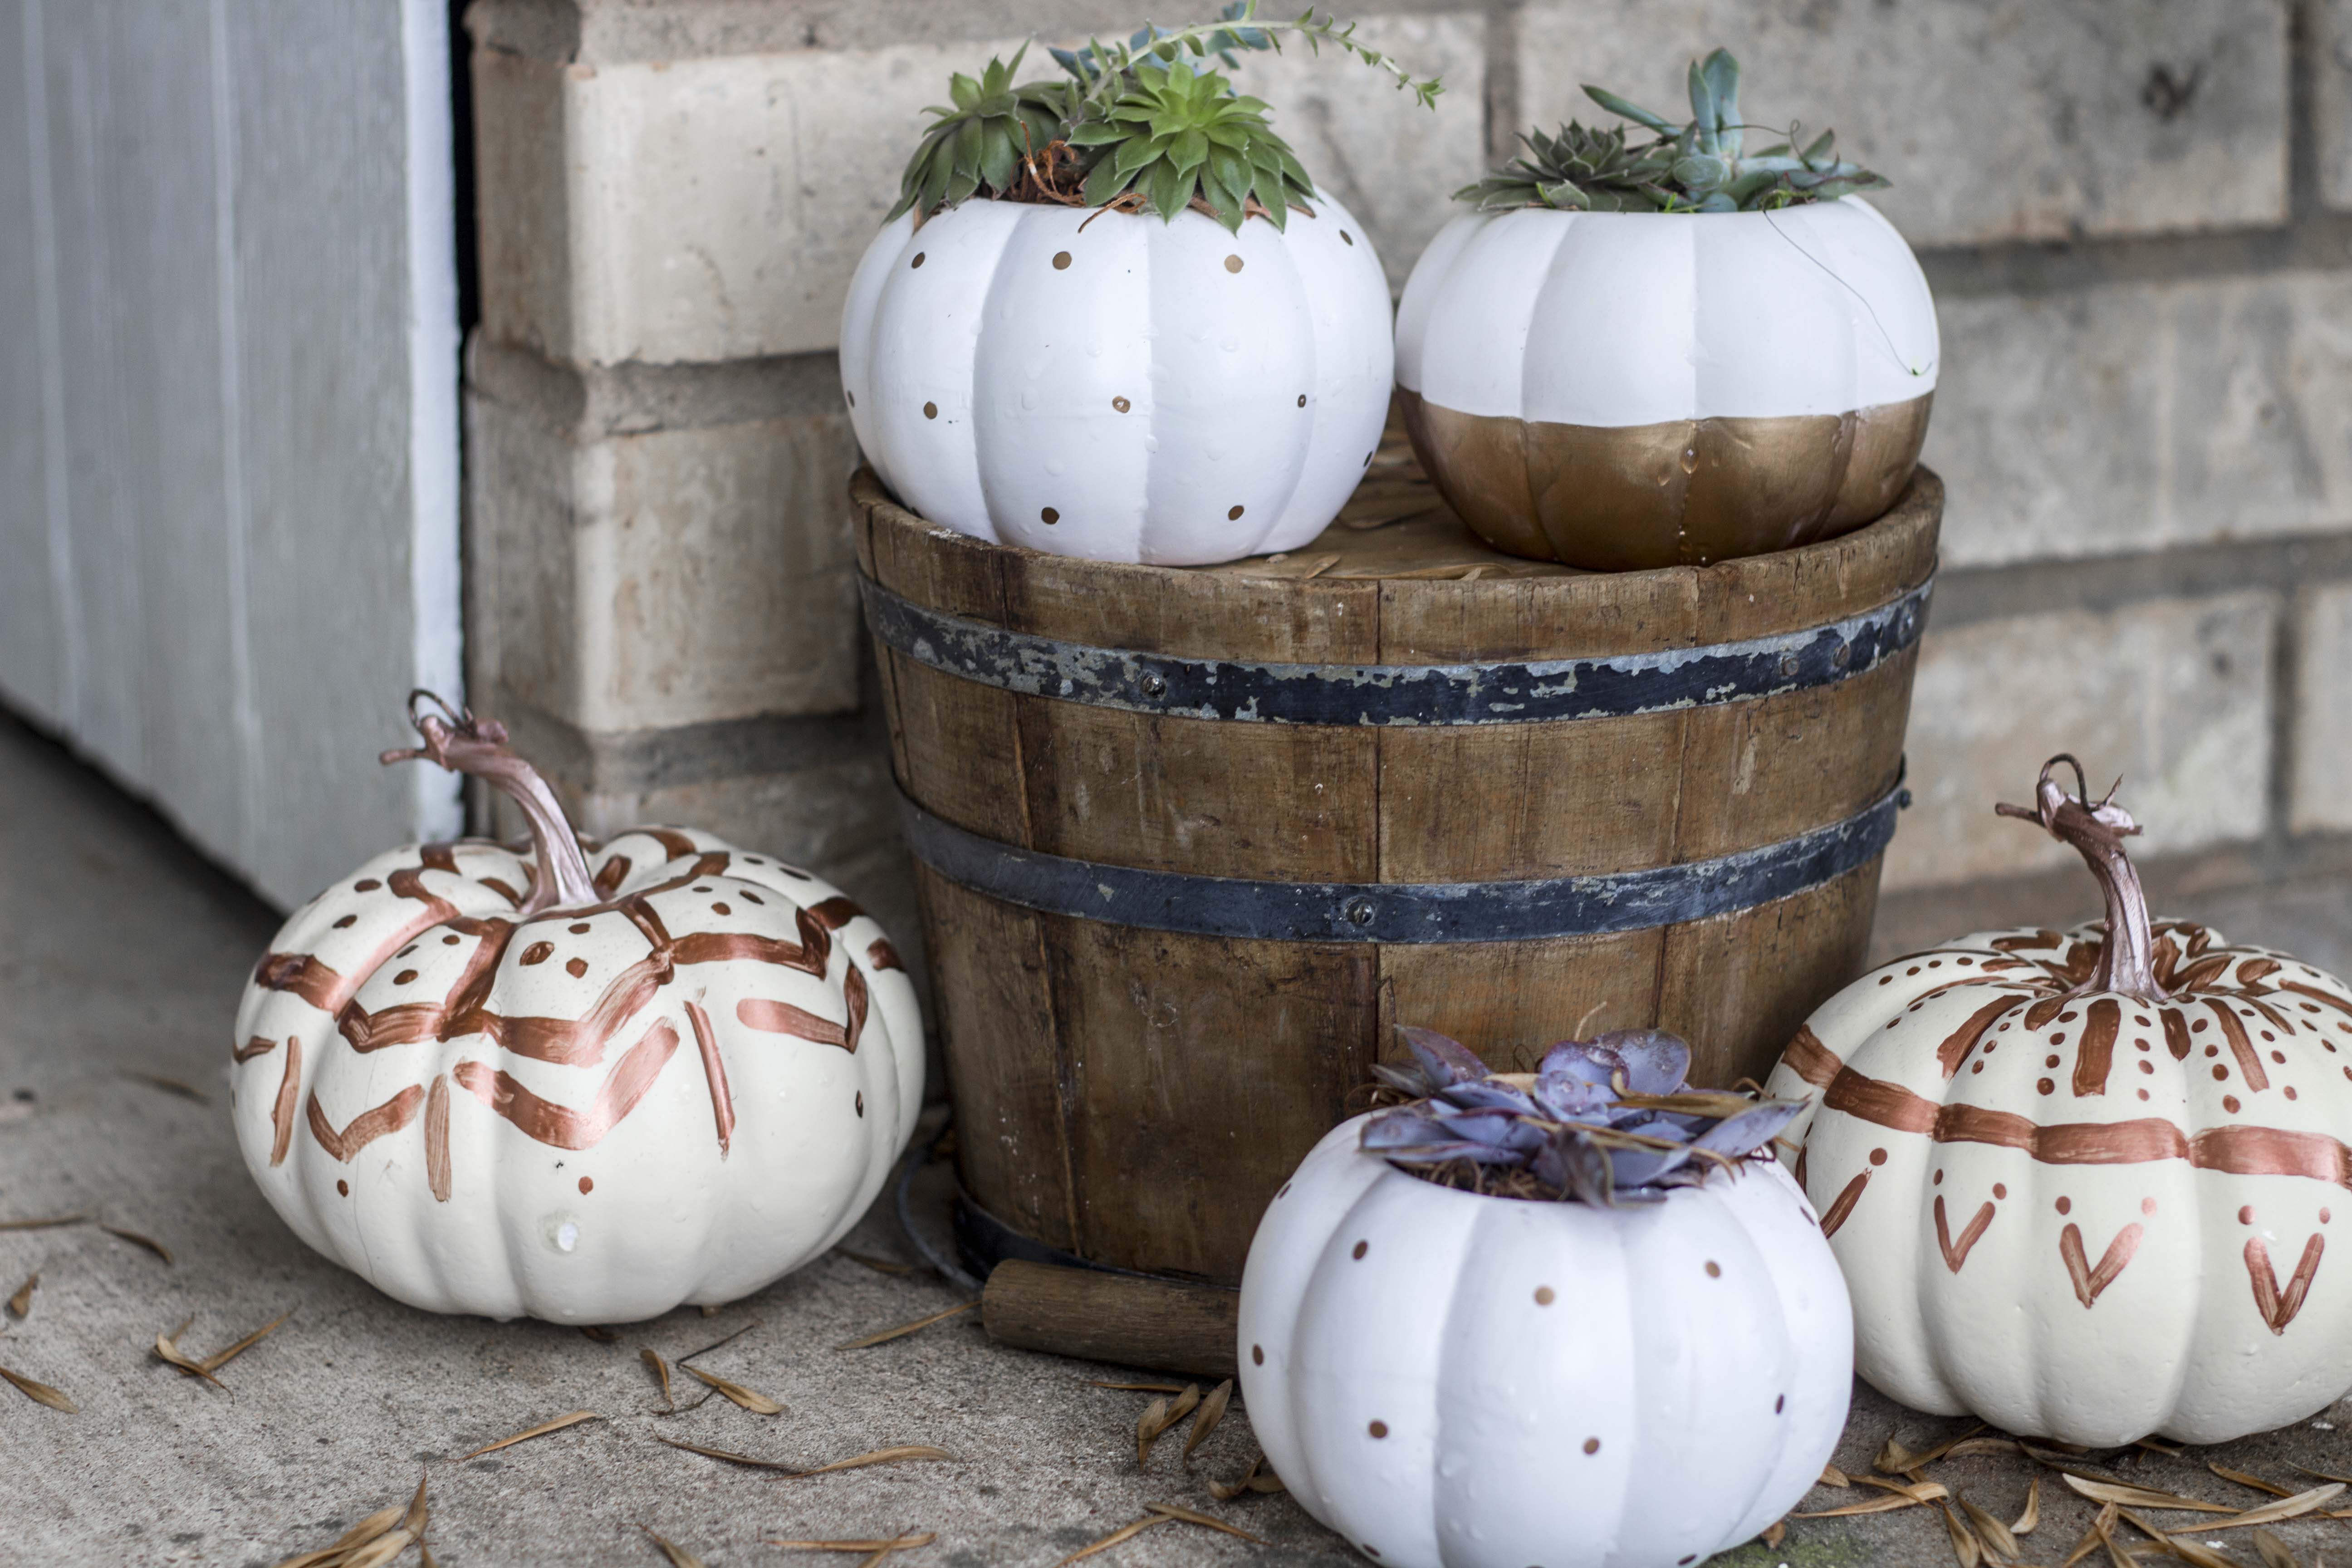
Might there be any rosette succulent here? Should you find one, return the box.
[888,3,1440,233]
[1361,1025,1802,1204]
[1455,47,1887,213]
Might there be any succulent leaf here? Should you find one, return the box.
[1365,1025,1798,1206]
[1459,48,1885,214]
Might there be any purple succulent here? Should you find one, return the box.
[1360,1026,1801,1206]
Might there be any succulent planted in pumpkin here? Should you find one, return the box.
[889,2,1440,232]
[1456,47,1887,213]
[1362,1025,1803,1205]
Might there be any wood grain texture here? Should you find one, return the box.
[859,443,1939,1289]
[980,1259,1239,1377]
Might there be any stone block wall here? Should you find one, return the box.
[459,0,2352,990]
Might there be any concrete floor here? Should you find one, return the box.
[8,711,2352,1567]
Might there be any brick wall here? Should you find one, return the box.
[460,0,2352,986]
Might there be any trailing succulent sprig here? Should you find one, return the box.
[890,3,1441,233]
[1455,47,1887,214]
[1361,1026,1802,1205]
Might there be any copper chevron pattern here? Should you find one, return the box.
[2206,999,2268,1093]
[1937,997,2024,1078]
[1934,1195,1995,1273]
[270,1035,302,1167]
[2247,1235,2325,1334]
[685,1000,735,1157]
[1818,1170,1869,1238]
[307,1083,426,1162]
[455,1019,681,1151]
[2060,1221,2141,1307]
[249,838,881,1181]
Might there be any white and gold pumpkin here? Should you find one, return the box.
[1766,757,2352,1444]
[230,696,922,1323]
[1393,198,1937,569]
[838,196,1393,566]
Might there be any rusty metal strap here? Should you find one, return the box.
[899,773,1908,944]
[859,573,1931,725]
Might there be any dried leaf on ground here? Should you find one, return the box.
[100,1225,173,1264]
[644,1525,709,1568]
[419,1545,440,1568]
[154,1318,228,1390]
[765,1534,937,1554]
[2059,1502,2119,1568]
[682,1363,784,1416]
[1134,1397,1169,1469]
[1937,1501,1981,1568]
[2118,1511,2233,1568]
[835,1248,915,1275]
[2061,1475,2234,1514]
[2214,1464,2297,1499]
[2254,1528,2301,1568]
[1761,1521,1786,1548]
[1946,1438,2026,1461]
[1818,1464,1852,1489]
[0,1214,87,1233]
[655,1434,954,1478]
[1208,1454,1267,1501]
[401,1472,428,1537]
[578,1325,620,1343]
[1181,1380,1234,1462]
[339,1529,416,1568]
[1878,1425,1988,1475]
[200,1310,292,1373]
[1144,1502,1265,1544]
[1796,1479,1949,1519]
[1088,1380,1187,1394]
[0,1362,74,1411]
[675,1320,761,1363]
[2291,1465,2352,1485]
[834,1299,977,1351]
[1959,1493,2020,1561]
[641,1347,675,1410]
[458,1409,599,1460]
[1052,1515,1167,1567]
[123,1069,209,1102]
[2135,1436,2185,1456]
[6,1272,35,1318]
[2181,1484,2346,1532]
[2090,1509,2132,1568]
[2013,1475,2041,1536]
[270,1501,405,1568]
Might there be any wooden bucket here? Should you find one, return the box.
[852,433,1940,1294]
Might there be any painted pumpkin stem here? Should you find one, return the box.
[379,690,600,916]
[1994,753,2168,1001]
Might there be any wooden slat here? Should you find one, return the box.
[1657,860,1884,1089]
[1378,930,1669,1075]
[1017,703,1379,881]
[886,656,1034,848]
[980,1260,1239,1377]
[919,867,1078,1250]
[1047,917,1376,1279]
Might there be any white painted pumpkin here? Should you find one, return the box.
[230,698,922,1322]
[1765,758,2352,1444]
[1392,198,1938,568]
[838,196,1393,566]
[1238,1116,1851,1568]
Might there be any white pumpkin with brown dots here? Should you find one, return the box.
[1237,1116,1851,1568]
[229,695,923,1322]
[838,196,1393,565]
[1767,755,2352,1445]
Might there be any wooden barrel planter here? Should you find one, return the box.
[852,431,1941,1306]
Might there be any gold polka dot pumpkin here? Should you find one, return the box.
[1765,755,2352,1445]
[230,694,922,1322]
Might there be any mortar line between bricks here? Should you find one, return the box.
[1930,530,2352,632]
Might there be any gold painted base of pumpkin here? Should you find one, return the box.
[1398,387,1934,571]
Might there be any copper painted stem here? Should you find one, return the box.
[379,690,599,916]
[1994,753,2168,1002]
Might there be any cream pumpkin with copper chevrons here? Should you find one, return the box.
[230,696,922,1323]
[1766,756,2352,1445]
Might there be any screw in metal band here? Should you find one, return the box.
[1343,897,1376,927]
[1138,672,1168,699]
[1778,653,1799,678]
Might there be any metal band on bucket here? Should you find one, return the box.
[900,774,1908,945]
[859,573,1930,726]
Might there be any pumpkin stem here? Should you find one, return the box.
[1994,754,2168,1001]
[379,690,600,916]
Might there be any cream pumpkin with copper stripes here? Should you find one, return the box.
[229,696,922,1323]
[1766,757,2352,1444]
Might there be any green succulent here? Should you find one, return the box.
[890,4,1441,232]
[1069,56,1314,230]
[1455,47,1888,215]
